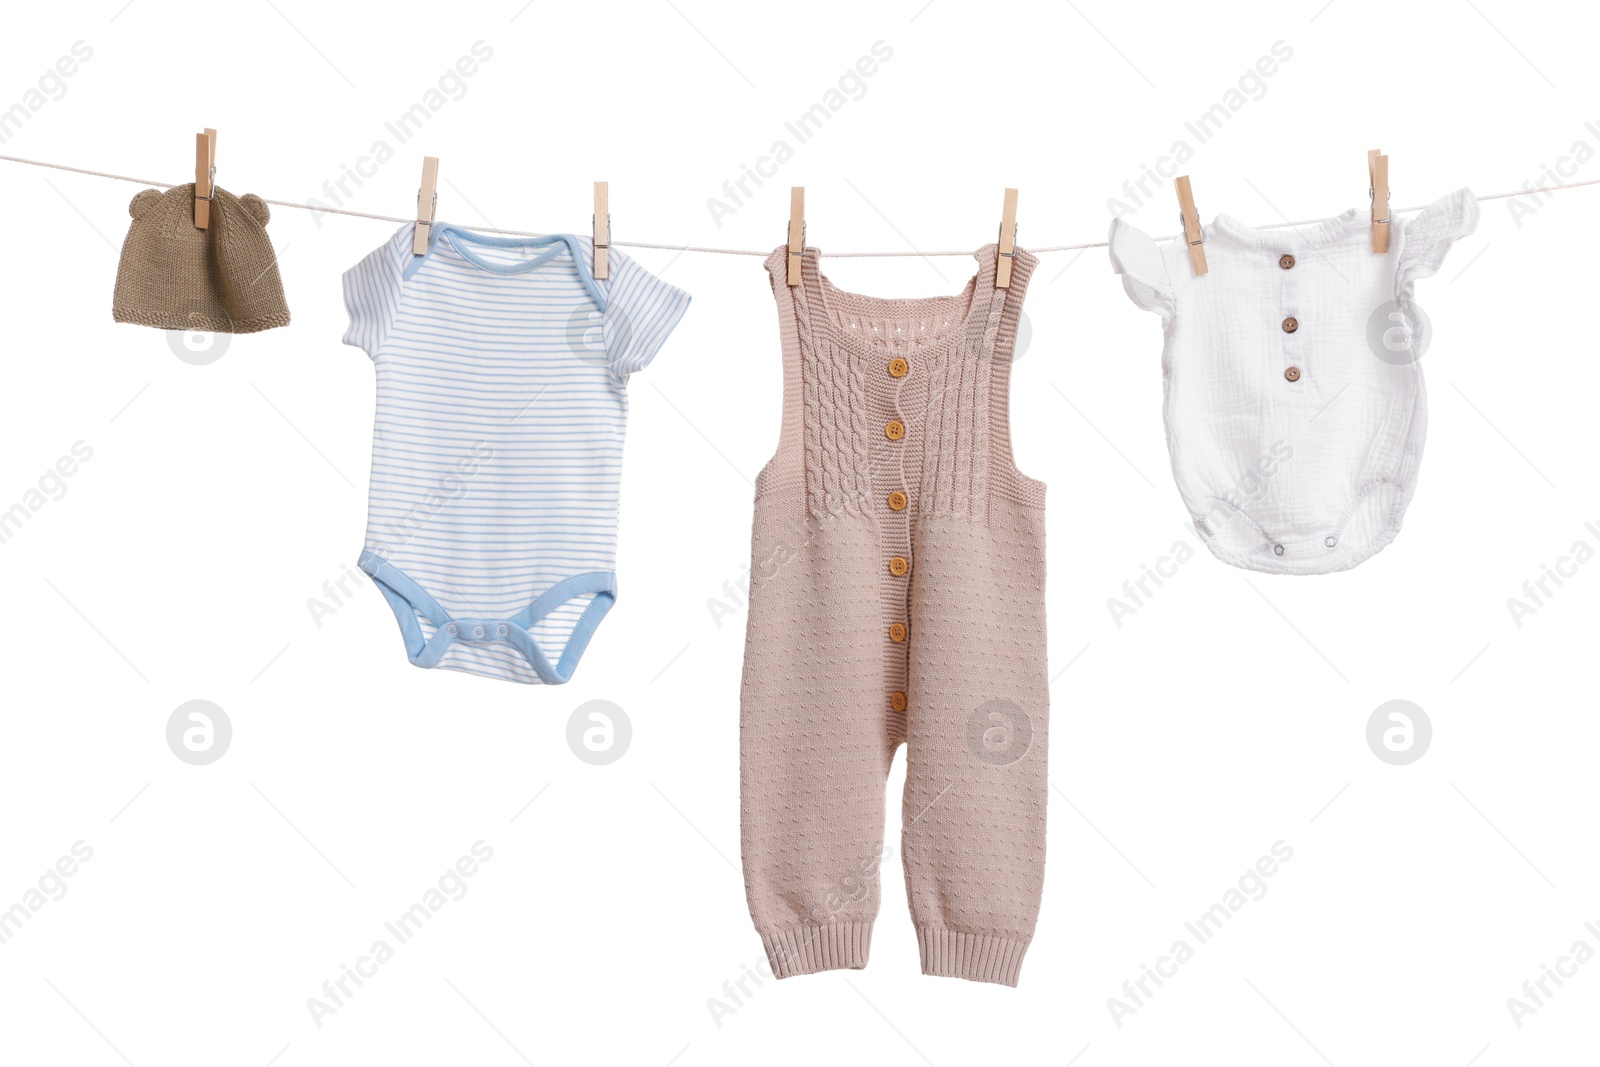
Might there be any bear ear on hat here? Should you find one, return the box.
[238,193,271,226]
[129,188,163,219]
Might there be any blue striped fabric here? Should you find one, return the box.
[341,223,690,684]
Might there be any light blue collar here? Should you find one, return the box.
[406,224,605,307]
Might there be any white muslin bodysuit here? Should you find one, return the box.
[1109,189,1479,574]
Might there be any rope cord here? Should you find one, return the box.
[4,150,1595,258]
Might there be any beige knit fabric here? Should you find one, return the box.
[740,243,1048,987]
[112,183,290,334]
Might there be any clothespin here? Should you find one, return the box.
[193,128,217,229]
[787,187,805,287]
[1174,175,1208,276]
[593,181,611,280]
[1368,149,1390,253]
[996,187,1019,288]
[413,156,439,255]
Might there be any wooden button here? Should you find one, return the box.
[1284,366,1301,382]
[888,623,907,643]
[889,691,908,712]
[888,556,909,577]
[885,420,906,441]
[888,358,910,378]
[887,491,908,511]
[1279,254,1295,269]
[1282,316,1299,333]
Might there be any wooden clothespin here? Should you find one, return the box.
[193,128,217,229]
[1174,175,1208,276]
[413,156,440,255]
[996,187,1019,288]
[787,187,805,287]
[593,181,611,280]
[1368,149,1390,253]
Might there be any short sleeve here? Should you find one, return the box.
[1395,188,1479,298]
[341,225,410,359]
[1108,218,1175,320]
[603,249,692,378]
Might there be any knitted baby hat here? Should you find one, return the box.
[112,183,290,333]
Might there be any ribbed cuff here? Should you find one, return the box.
[918,925,1029,987]
[760,922,873,978]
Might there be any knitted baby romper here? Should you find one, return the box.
[740,242,1048,987]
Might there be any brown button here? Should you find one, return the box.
[885,420,906,441]
[889,691,908,712]
[1284,366,1301,382]
[887,491,908,511]
[1282,316,1299,333]
[888,622,907,643]
[1279,254,1296,269]
[887,358,910,378]
[888,556,909,577]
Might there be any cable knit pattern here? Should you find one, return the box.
[740,243,1047,987]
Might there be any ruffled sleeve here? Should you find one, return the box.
[1395,188,1479,298]
[1108,218,1175,320]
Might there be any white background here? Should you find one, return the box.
[1,1,1596,1064]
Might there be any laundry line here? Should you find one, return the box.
[4,151,1599,258]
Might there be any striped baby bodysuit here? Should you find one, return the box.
[341,224,690,683]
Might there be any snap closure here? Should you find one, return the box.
[1282,316,1299,333]
[885,420,906,441]
[1273,544,1285,556]
[888,623,907,643]
[1279,254,1296,269]
[888,358,910,378]
[888,556,909,577]
[1325,536,1338,548]
[890,691,908,712]
[1284,366,1301,382]
[474,626,485,638]
[887,491,908,512]
[448,624,459,635]
[498,624,509,636]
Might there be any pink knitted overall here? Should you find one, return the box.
[740,242,1048,986]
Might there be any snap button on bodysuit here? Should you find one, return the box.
[1273,544,1285,556]
[1325,536,1338,548]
